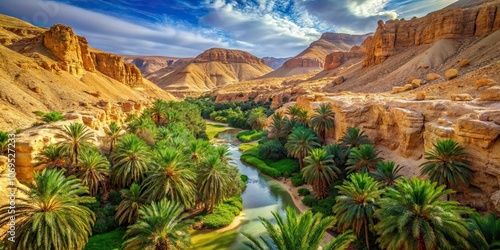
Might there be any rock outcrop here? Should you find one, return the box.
[41,24,142,86]
[363,1,500,67]
[193,48,264,64]
[261,57,291,69]
[324,46,366,70]
[277,93,500,212]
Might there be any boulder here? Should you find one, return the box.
[458,59,471,67]
[415,91,427,100]
[445,68,458,80]
[480,86,500,101]
[403,84,413,91]
[450,94,473,101]
[392,86,405,94]
[411,79,421,88]
[475,78,496,89]
[426,73,441,82]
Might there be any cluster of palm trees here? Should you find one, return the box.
[0,99,244,250]
[252,103,500,250]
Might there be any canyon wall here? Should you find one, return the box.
[363,1,500,67]
[291,93,500,213]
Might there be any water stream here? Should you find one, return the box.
[191,127,298,249]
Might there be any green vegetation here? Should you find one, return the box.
[243,206,355,250]
[43,111,65,122]
[0,131,8,153]
[291,173,305,186]
[269,158,299,177]
[297,187,310,196]
[302,148,340,199]
[236,129,264,142]
[241,153,281,178]
[206,123,226,140]
[201,196,243,229]
[84,228,125,250]
[238,142,258,152]
[32,110,45,116]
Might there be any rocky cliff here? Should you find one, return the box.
[193,48,264,64]
[285,93,500,213]
[324,46,366,70]
[363,0,500,67]
[261,57,291,69]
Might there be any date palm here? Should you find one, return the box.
[215,145,232,164]
[310,103,335,145]
[34,143,68,169]
[60,122,94,165]
[419,139,472,200]
[341,127,372,148]
[122,199,191,250]
[197,155,232,213]
[149,99,167,126]
[247,107,268,130]
[142,148,196,208]
[302,148,340,199]
[333,173,383,250]
[115,183,146,225]
[76,148,110,196]
[269,112,284,139]
[346,144,382,173]
[286,105,302,121]
[372,161,404,186]
[374,178,471,250]
[467,213,500,249]
[243,206,355,250]
[285,127,320,169]
[0,169,95,250]
[110,134,151,188]
[277,117,298,142]
[104,121,123,155]
[186,139,209,162]
[296,109,309,128]
[324,143,350,176]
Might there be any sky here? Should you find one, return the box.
[0,0,457,58]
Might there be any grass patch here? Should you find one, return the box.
[206,123,227,140]
[240,154,281,178]
[198,196,243,229]
[84,228,125,250]
[236,130,263,142]
[269,159,299,176]
[238,142,258,153]
[190,228,238,250]
[43,111,65,123]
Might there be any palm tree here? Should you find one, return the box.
[302,148,340,199]
[333,173,383,250]
[104,121,123,155]
[149,99,167,126]
[115,183,146,225]
[164,110,182,126]
[374,177,471,250]
[296,109,310,127]
[110,134,151,188]
[122,199,191,250]
[419,139,472,200]
[142,148,196,208]
[215,145,232,164]
[372,161,404,186]
[59,122,94,165]
[324,143,350,176]
[197,155,232,213]
[34,143,68,169]
[247,107,268,130]
[186,139,209,162]
[341,127,372,148]
[277,117,298,142]
[243,206,355,250]
[269,112,284,139]
[310,103,335,145]
[286,105,302,121]
[285,127,320,169]
[0,169,95,250]
[467,213,500,249]
[75,148,110,196]
[346,144,382,173]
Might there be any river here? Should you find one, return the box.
[191,127,298,249]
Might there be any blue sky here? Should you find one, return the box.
[0,0,457,58]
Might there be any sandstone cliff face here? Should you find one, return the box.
[41,24,142,86]
[283,57,323,68]
[193,48,265,64]
[261,57,290,69]
[324,46,366,70]
[288,93,500,213]
[363,1,500,66]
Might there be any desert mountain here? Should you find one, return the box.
[264,33,370,78]
[152,48,273,97]
[0,14,176,131]
[123,55,192,75]
[261,57,292,69]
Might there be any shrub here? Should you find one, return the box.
[311,196,336,216]
[32,110,45,116]
[238,142,258,153]
[258,139,287,161]
[237,130,264,142]
[240,174,249,183]
[302,196,318,207]
[202,196,243,229]
[240,155,281,178]
[269,158,300,175]
[43,111,65,123]
[291,173,305,187]
[298,188,311,196]
[107,191,123,205]
[31,121,45,127]
[0,131,8,153]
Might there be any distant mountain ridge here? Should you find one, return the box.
[261,57,292,69]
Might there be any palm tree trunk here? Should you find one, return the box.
[364,214,370,250]
[109,141,114,156]
[299,157,304,170]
